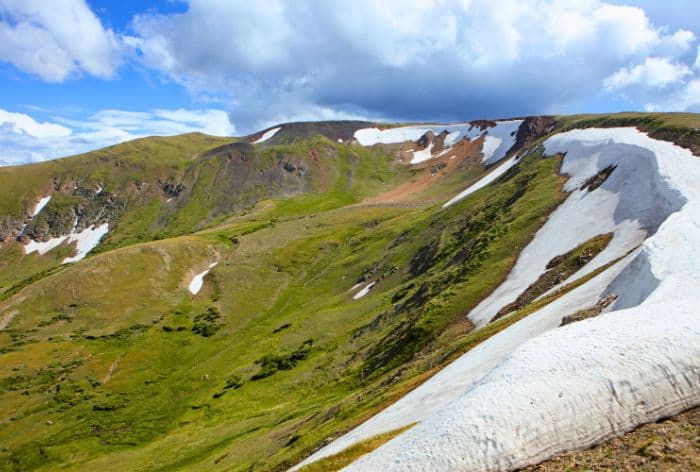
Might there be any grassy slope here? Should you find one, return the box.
[0,148,566,471]
[1,113,696,471]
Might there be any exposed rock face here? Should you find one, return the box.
[514,116,558,149]
[21,188,123,243]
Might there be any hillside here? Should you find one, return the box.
[0,113,698,471]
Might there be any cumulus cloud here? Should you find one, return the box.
[605,57,692,90]
[0,107,235,166]
[127,0,699,131]
[0,0,122,81]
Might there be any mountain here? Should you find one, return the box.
[0,113,698,471]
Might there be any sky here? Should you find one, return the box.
[0,0,699,166]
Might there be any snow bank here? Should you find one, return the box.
[349,304,699,471]
[188,262,218,295]
[353,281,375,300]
[253,127,281,144]
[24,235,68,255]
[30,196,51,217]
[296,128,700,471]
[62,223,109,264]
[354,120,522,165]
[442,156,519,208]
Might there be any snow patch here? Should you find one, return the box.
[189,262,218,295]
[481,135,502,163]
[442,156,519,208]
[62,223,109,264]
[352,281,375,300]
[410,143,434,164]
[253,127,281,144]
[347,282,364,293]
[30,196,51,217]
[24,235,68,255]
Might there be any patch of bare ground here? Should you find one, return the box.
[364,137,484,205]
[308,148,329,192]
[0,309,19,330]
[524,406,700,471]
[103,358,120,384]
[560,293,617,326]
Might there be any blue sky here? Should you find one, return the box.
[0,0,699,165]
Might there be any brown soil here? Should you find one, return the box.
[524,406,700,471]
[560,293,617,326]
[365,137,484,204]
[308,148,329,192]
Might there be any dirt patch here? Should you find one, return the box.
[364,138,484,204]
[308,148,329,192]
[0,309,19,330]
[525,406,700,471]
[581,164,617,192]
[560,294,617,326]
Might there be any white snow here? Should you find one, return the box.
[466,128,681,326]
[24,235,68,255]
[188,262,218,295]
[295,128,700,471]
[23,221,109,262]
[354,120,522,165]
[442,156,519,208]
[253,127,281,144]
[347,282,364,293]
[480,135,502,163]
[352,281,375,300]
[30,196,51,217]
[410,143,434,164]
[62,223,109,264]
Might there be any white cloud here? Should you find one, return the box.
[0,107,235,166]
[0,109,72,138]
[0,0,122,81]
[126,0,699,129]
[605,57,692,90]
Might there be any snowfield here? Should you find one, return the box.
[354,120,522,166]
[253,126,281,143]
[295,128,700,471]
[188,262,218,295]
